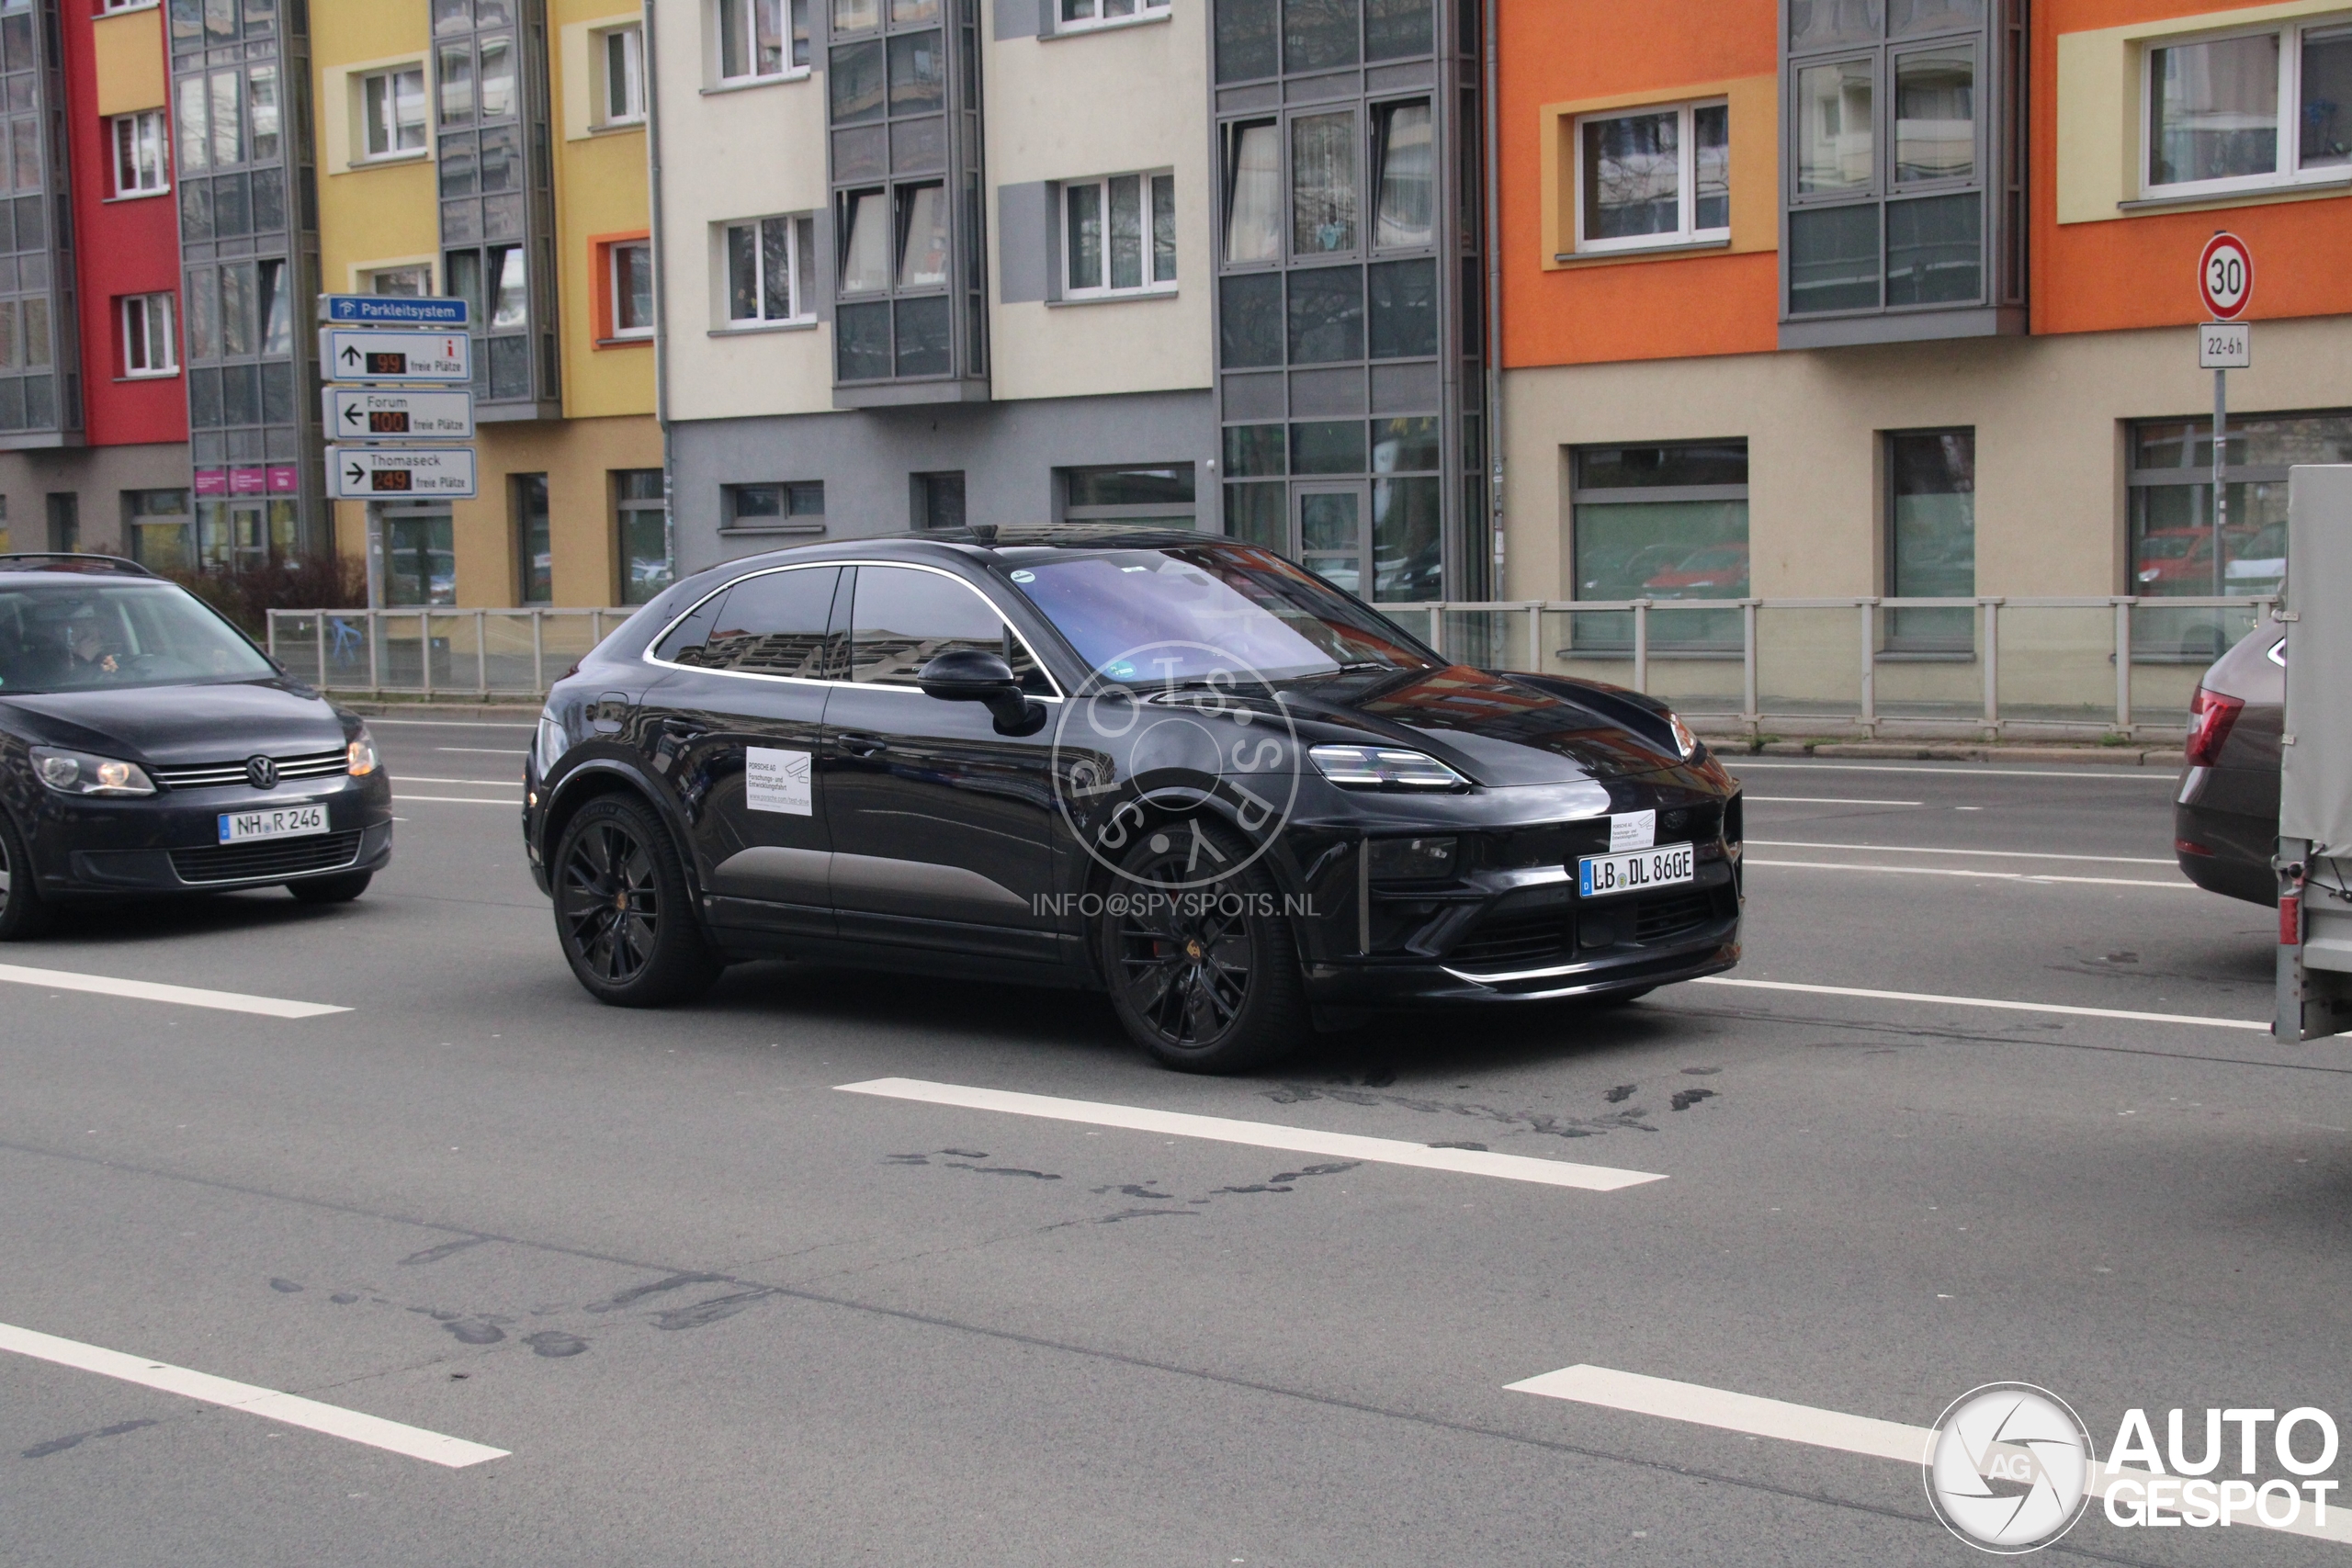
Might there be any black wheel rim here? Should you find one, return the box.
[1112,861,1255,1048]
[559,820,660,985]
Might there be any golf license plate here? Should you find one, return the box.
[218,804,328,844]
[1578,842,1695,899]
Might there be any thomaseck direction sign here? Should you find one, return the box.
[328,446,479,499]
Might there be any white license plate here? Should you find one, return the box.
[1578,842,1695,899]
[217,805,328,844]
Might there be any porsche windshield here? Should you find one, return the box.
[0,581,277,695]
[1004,545,1438,684]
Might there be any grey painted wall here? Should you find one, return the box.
[997,182,1051,304]
[0,442,193,554]
[993,0,1044,39]
[670,389,1217,575]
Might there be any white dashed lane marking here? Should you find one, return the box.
[1689,976,2266,1032]
[0,1321,506,1468]
[836,1078,1667,1191]
[0,964,346,1019]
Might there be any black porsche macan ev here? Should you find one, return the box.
[523,527,1743,1071]
[0,555,391,938]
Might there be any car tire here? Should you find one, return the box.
[288,871,372,904]
[0,811,52,941]
[551,794,722,1008]
[1099,819,1308,1075]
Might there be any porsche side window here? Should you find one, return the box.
[849,566,1046,692]
[662,567,841,677]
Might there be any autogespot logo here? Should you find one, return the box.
[1925,1383,2096,1554]
[1047,638,1304,893]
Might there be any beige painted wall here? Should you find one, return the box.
[986,12,1212,400]
[1499,313,2352,604]
[93,5,166,116]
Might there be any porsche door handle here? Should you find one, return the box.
[836,734,889,758]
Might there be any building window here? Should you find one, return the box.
[2147,23,2352,194]
[616,469,669,605]
[600,25,647,125]
[1782,1,2022,335]
[1062,174,1176,297]
[605,240,654,340]
[366,265,434,296]
[722,214,818,326]
[125,490,192,573]
[1569,441,1748,652]
[718,0,810,82]
[99,0,153,12]
[723,481,826,532]
[1057,0,1169,29]
[1061,463,1196,524]
[911,470,966,530]
[111,110,168,197]
[384,504,457,606]
[1885,429,1974,652]
[359,66,428,159]
[514,473,551,604]
[1575,101,1727,253]
[122,293,176,378]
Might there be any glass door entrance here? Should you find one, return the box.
[1296,483,1364,596]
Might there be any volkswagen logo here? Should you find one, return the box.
[1925,1382,2095,1553]
[244,755,279,790]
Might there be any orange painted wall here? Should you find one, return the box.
[2038,0,2352,334]
[1498,0,1779,368]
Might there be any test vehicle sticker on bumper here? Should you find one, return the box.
[1579,842,1695,899]
[219,805,328,844]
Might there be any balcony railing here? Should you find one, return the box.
[266,608,638,698]
[266,594,2274,735]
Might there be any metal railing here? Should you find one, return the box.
[1383,594,2278,738]
[266,607,638,698]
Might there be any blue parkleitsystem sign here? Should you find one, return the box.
[320,294,469,328]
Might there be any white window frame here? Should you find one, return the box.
[1058,172,1178,299]
[718,213,818,329]
[1055,0,1170,34]
[1572,98,1731,255]
[2141,17,2352,199]
[599,24,647,126]
[122,293,177,378]
[357,65,428,162]
[713,0,809,85]
[98,0,159,12]
[110,109,169,198]
[364,263,436,296]
[610,240,656,340]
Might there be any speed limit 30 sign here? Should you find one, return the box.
[2199,232,2254,321]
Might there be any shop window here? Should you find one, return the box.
[1570,440,1748,652]
[1885,429,1974,651]
[615,470,669,604]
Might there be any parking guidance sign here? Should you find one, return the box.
[319,329,470,383]
[329,446,479,499]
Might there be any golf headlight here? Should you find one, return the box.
[1308,745,1469,791]
[31,746,155,797]
[1668,711,1700,760]
[346,728,379,776]
[537,710,570,775]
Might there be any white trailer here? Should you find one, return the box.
[2275,465,2352,1039]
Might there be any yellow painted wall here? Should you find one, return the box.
[93,6,166,116]
[461,417,663,606]
[553,0,655,421]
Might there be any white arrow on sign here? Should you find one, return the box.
[319,328,471,384]
[325,387,475,441]
[328,446,479,500]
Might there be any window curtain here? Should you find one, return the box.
[1225,123,1282,263]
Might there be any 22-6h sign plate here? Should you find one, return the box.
[328,446,479,499]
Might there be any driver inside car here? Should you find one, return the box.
[69,620,121,677]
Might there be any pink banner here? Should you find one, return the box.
[266,465,299,493]
[230,468,266,495]
[194,469,228,496]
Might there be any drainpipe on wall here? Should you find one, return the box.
[644,0,677,587]
[1481,0,1504,601]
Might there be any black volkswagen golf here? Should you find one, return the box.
[0,556,391,937]
[524,528,1742,1071]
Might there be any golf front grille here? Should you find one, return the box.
[170,830,364,886]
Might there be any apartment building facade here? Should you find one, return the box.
[313,0,660,609]
[1496,0,2352,660]
[651,0,1495,604]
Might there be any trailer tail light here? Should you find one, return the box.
[2282,892,2302,946]
[2185,687,2245,767]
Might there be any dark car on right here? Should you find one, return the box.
[2175,621,2285,906]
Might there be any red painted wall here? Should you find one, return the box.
[62,2,184,447]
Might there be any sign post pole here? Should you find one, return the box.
[2196,232,2254,602]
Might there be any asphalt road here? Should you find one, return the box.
[6,720,2347,1567]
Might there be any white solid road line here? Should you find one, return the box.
[1747,859,2186,889]
[1747,796,1924,807]
[0,1320,506,1469]
[1748,839,2175,866]
[1731,761,2173,782]
[359,717,535,728]
[391,775,522,787]
[1508,1363,2352,1547]
[836,1077,1666,1191]
[392,795,522,806]
[0,963,345,1019]
[435,747,526,754]
[1690,976,2267,1032]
